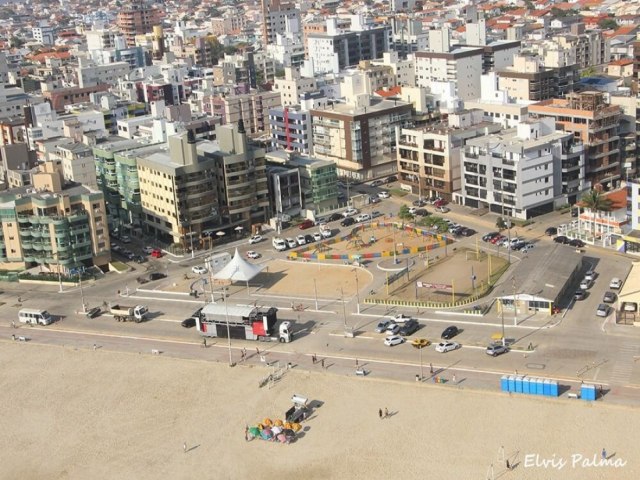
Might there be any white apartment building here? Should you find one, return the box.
[460,118,577,219]
[86,28,120,51]
[32,23,54,45]
[415,46,484,101]
[0,84,29,117]
[273,67,317,107]
[465,73,529,128]
[56,142,98,188]
[370,51,416,88]
[77,61,131,88]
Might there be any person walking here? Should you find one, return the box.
[452,373,457,384]
[183,442,187,453]
[93,344,97,351]
[384,408,388,419]
[244,425,249,442]
[601,448,607,460]
[506,459,511,470]
[378,408,383,420]
[321,358,325,369]
[203,338,207,348]
[355,358,359,367]
[429,363,433,374]
[256,347,260,355]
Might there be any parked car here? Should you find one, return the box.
[313,232,323,242]
[386,323,400,334]
[584,268,596,282]
[413,199,428,207]
[304,234,315,244]
[435,206,450,213]
[341,217,355,227]
[391,313,413,323]
[545,227,558,236]
[143,246,154,254]
[435,341,460,353]
[459,227,476,237]
[377,191,390,199]
[375,319,392,333]
[414,208,429,217]
[574,290,586,301]
[120,235,131,243]
[441,325,459,340]
[355,213,371,223]
[246,250,261,259]
[370,179,384,187]
[596,304,610,318]
[486,344,509,357]
[181,317,197,328]
[609,278,622,289]
[603,291,616,303]
[249,235,263,244]
[399,319,420,336]
[85,307,101,319]
[343,207,359,217]
[192,265,207,275]
[371,211,383,218]
[434,199,448,208]
[149,272,167,281]
[286,238,297,249]
[384,335,405,346]
[151,249,163,258]
[296,235,307,246]
[579,278,593,290]
[299,219,314,230]
[385,175,398,184]
[569,239,585,248]
[328,213,343,222]
[554,235,569,244]
[369,196,381,204]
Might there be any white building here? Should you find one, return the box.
[56,143,99,188]
[273,67,317,107]
[33,22,55,45]
[464,73,529,129]
[77,61,131,88]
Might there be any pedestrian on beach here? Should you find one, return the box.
[183,442,187,453]
[11,321,15,329]
[602,448,606,460]
[243,347,247,359]
[378,408,382,420]
[506,459,511,470]
[244,425,249,442]
[93,344,97,351]
[384,408,388,418]
[321,358,325,369]
[256,347,259,355]
[429,363,433,374]
[203,338,207,348]
[355,358,359,367]
[312,354,316,364]
[452,373,456,384]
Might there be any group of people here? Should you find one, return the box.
[378,408,389,419]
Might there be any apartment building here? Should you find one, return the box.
[529,92,621,191]
[415,46,484,101]
[116,0,162,47]
[210,8,247,37]
[273,67,317,107]
[311,97,412,180]
[260,0,300,46]
[307,16,390,74]
[0,84,29,117]
[269,105,313,154]
[497,55,579,102]
[32,22,55,46]
[205,90,282,134]
[77,61,131,88]
[396,110,502,202]
[465,74,529,128]
[460,118,578,219]
[389,17,428,59]
[198,123,270,231]
[0,166,110,272]
[56,143,98,188]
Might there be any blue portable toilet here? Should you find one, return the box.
[500,375,509,392]
[543,379,552,396]
[550,380,559,397]
[522,377,530,394]
[515,376,523,393]
[508,375,516,392]
[581,384,596,401]
[536,378,544,395]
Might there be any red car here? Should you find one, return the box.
[299,219,314,230]
[490,235,505,245]
[434,199,448,208]
[151,249,163,258]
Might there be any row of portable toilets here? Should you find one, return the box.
[500,376,598,401]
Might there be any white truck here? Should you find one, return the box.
[110,304,148,323]
[319,223,332,238]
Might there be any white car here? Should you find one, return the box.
[579,278,593,290]
[609,278,622,289]
[343,207,359,217]
[273,238,287,251]
[296,235,306,246]
[192,265,207,275]
[286,238,297,249]
[249,235,263,244]
[378,191,390,199]
[355,213,371,223]
[246,250,261,259]
[435,341,460,353]
[321,228,332,238]
[313,232,323,242]
[143,246,154,254]
[408,207,417,215]
[386,322,400,334]
[384,335,405,347]
[391,313,413,323]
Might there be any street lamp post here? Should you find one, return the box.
[392,226,398,264]
[353,268,360,314]
[189,224,195,259]
[313,278,318,311]
[500,299,506,347]
[53,251,63,293]
[340,287,348,332]
[79,269,86,313]
[223,285,233,366]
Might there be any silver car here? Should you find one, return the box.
[375,320,391,333]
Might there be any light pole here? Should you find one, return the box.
[500,298,506,346]
[54,251,63,293]
[340,287,348,332]
[353,268,360,314]
[78,268,86,313]
[189,224,194,259]
[313,278,318,311]
[513,276,517,326]
[392,225,398,264]
[223,285,233,366]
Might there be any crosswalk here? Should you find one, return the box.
[609,343,637,385]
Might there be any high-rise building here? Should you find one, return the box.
[116,0,162,48]
[260,0,299,46]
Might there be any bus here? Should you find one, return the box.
[18,308,53,325]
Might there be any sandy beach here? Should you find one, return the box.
[0,342,637,480]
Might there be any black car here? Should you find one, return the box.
[413,199,428,207]
[460,228,476,237]
[328,213,343,222]
[399,319,419,336]
[569,239,585,248]
[304,234,315,244]
[385,175,398,184]
[149,272,167,281]
[545,227,558,236]
[511,241,526,251]
[554,235,569,244]
[181,317,197,328]
[603,291,616,304]
[571,209,579,217]
[85,307,101,319]
[441,325,459,340]
[482,232,499,242]
[414,208,429,217]
[340,217,355,227]
[369,196,381,204]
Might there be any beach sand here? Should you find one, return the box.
[0,343,637,480]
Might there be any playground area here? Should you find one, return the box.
[376,248,509,306]
[292,221,451,262]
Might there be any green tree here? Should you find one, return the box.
[598,18,618,30]
[579,190,612,238]
[398,205,413,220]
[580,66,596,78]
[496,217,507,231]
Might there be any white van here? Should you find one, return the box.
[19,308,53,326]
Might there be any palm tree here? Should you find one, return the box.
[579,190,612,239]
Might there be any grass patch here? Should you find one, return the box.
[110,261,130,272]
[389,188,408,197]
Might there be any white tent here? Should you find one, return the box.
[213,248,264,283]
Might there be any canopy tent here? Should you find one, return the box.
[213,248,264,283]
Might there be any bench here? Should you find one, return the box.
[568,393,579,399]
